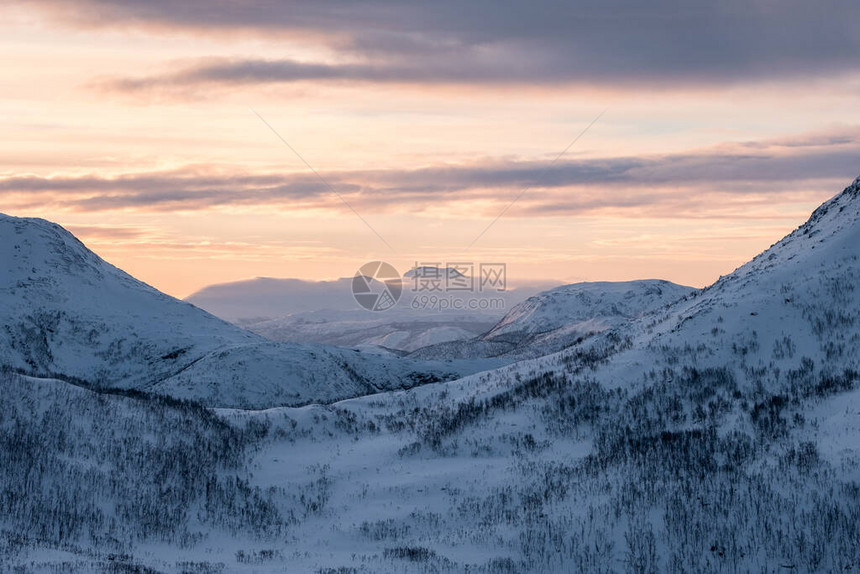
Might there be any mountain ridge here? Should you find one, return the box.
[0,213,484,408]
[409,278,694,360]
[3,176,860,572]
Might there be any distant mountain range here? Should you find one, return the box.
[185,271,558,324]
[185,274,693,357]
[184,268,560,352]
[0,214,501,408]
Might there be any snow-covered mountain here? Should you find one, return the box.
[185,271,556,325]
[5,176,860,573]
[441,174,860,404]
[185,276,360,324]
[224,174,857,573]
[185,273,503,351]
[411,279,693,360]
[589,173,860,391]
[484,280,693,341]
[186,270,558,351]
[0,213,484,408]
[246,308,499,352]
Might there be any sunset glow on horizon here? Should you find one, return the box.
[3,1,860,297]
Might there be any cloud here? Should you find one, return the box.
[2,129,858,218]
[102,58,526,94]
[26,0,860,90]
[0,169,349,210]
[65,224,153,240]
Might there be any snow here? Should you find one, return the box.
[411,279,693,361]
[802,385,860,482]
[185,272,558,326]
[486,280,693,341]
[3,175,860,572]
[184,269,560,352]
[245,308,500,352]
[0,213,498,408]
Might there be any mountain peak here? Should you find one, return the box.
[804,173,860,225]
[0,213,115,291]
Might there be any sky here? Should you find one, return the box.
[2,0,859,298]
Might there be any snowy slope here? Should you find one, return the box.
[185,266,557,352]
[245,308,499,352]
[6,177,860,573]
[586,173,860,392]
[411,279,693,360]
[185,271,556,326]
[437,174,860,399]
[0,213,253,385]
[186,272,558,352]
[0,214,477,408]
[213,174,860,573]
[233,174,860,573]
[485,280,692,340]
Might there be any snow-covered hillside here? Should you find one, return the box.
[185,269,558,352]
[0,214,481,408]
[216,174,860,573]
[590,173,860,392]
[411,279,692,360]
[4,176,860,573]
[185,272,556,326]
[485,280,692,341]
[246,308,498,352]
